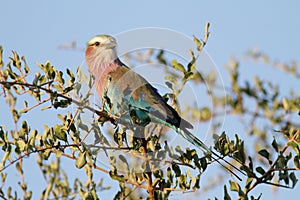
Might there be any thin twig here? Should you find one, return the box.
[0,81,116,123]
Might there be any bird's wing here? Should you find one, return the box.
[105,62,192,129]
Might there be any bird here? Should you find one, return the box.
[85,34,243,180]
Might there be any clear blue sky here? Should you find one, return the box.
[1,1,299,199]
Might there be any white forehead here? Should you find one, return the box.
[87,35,116,45]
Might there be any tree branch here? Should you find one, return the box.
[0,80,116,123]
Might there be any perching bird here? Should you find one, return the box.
[85,34,243,180]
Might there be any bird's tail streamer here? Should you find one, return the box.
[150,116,244,181]
[177,127,244,181]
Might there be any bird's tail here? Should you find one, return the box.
[150,116,244,181]
[177,127,244,180]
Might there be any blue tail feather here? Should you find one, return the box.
[149,115,244,180]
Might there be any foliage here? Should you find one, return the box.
[0,24,299,199]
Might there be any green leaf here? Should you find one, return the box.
[21,56,30,74]
[282,98,289,111]
[165,81,173,89]
[186,169,192,179]
[184,71,194,81]
[33,72,41,85]
[54,124,67,142]
[192,174,200,189]
[289,172,298,188]
[2,150,11,165]
[76,152,87,169]
[164,75,177,84]
[1,172,7,183]
[167,167,173,184]
[52,83,63,92]
[19,121,29,139]
[279,170,289,185]
[229,180,240,192]
[204,22,210,43]
[41,105,52,111]
[21,102,28,113]
[7,69,18,80]
[157,50,167,65]
[250,194,261,200]
[245,177,253,189]
[109,170,126,182]
[193,35,203,52]
[172,163,181,177]
[56,71,65,85]
[16,140,26,151]
[152,178,161,188]
[258,149,270,162]
[39,75,47,85]
[294,155,300,168]
[53,99,71,109]
[63,86,73,93]
[28,130,38,147]
[200,157,207,171]
[57,114,66,123]
[171,59,186,73]
[15,162,23,175]
[256,167,265,175]
[0,46,3,68]
[42,149,51,160]
[67,68,75,83]
[224,185,232,200]
[45,61,56,80]
[188,49,195,60]
[199,107,212,121]
[11,51,21,69]
[271,137,279,152]
[248,156,254,171]
[187,61,196,74]
[179,174,187,189]
[288,141,300,155]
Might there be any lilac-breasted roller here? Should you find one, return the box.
[85,35,242,179]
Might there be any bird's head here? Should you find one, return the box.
[85,34,118,69]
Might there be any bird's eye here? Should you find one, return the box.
[94,42,100,46]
